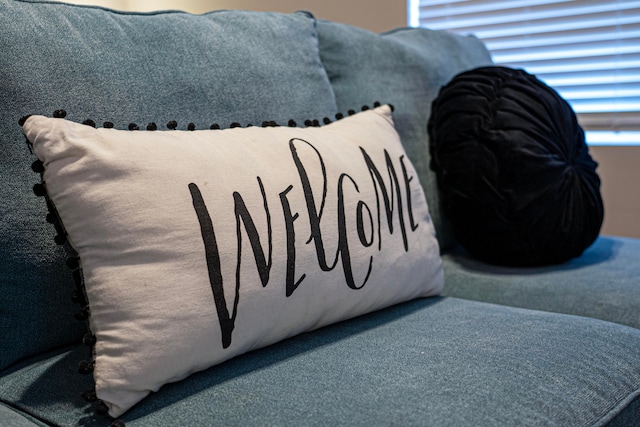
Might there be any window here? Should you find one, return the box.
[412,0,640,145]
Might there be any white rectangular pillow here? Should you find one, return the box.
[23,105,443,418]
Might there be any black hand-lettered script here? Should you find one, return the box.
[189,138,421,348]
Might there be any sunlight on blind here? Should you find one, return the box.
[414,0,640,145]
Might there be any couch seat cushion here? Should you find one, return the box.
[1,297,639,426]
[442,235,640,329]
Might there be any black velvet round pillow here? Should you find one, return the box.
[428,66,604,266]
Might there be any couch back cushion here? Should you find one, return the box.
[317,21,493,251]
[0,0,337,370]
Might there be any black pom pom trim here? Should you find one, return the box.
[31,160,44,174]
[335,112,344,120]
[167,120,178,130]
[33,183,46,197]
[128,123,139,131]
[231,122,242,128]
[104,122,114,129]
[348,109,356,116]
[304,119,313,127]
[71,290,84,305]
[21,120,100,420]
[72,269,83,288]
[95,401,109,416]
[83,333,97,346]
[210,123,220,130]
[82,390,98,403]
[188,122,196,131]
[78,360,94,375]
[53,109,67,119]
[54,233,67,245]
[19,115,32,126]
[323,117,331,125]
[361,105,369,111]
[147,122,157,131]
[374,101,381,108]
[288,119,297,127]
[82,119,97,128]
[74,307,90,321]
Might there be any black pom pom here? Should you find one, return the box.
[147,122,157,131]
[95,401,109,416]
[82,119,96,128]
[54,233,67,245]
[77,360,93,375]
[45,212,56,224]
[31,160,45,174]
[261,121,270,128]
[128,123,139,131]
[111,420,126,427]
[288,119,297,127]
[19,115,32,126]
[312,119,320,127]
[246,124,254,127]
[230,122,241,128]
[167,120,178,130]
[82,390,98,403]
[72,268,82,287]
[304,119,312,127]
[188,122,196,131]
[373,101,381,108]
[53,110,67,119]
[389,104,395,112]
[83,333,97,346]
[66,257,80,270]
[74,307,89,321]
[33,183,46,197]
[323,117,331,125]
[335,112,344,120]
[103,122,114,129]
[210,123,220,130]
[71,290,84,305]
[361,105,369,111]
[348,109,356,116]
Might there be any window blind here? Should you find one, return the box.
[414,0,640,145]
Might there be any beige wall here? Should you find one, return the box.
[62,0,408,32]
[590,147,640,238]
[57,1,640,238]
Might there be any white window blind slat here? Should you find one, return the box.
[416,0,640,145]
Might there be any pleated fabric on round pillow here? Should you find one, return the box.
[428,66,603,266]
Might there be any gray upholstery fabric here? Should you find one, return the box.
[0,404,42,427]
[317,21,493,251]
[442,236,640,329]
[1,297,638,426]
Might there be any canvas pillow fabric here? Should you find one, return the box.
[316,21,493,251]
[22,105,444,418]
[0,0,337,371]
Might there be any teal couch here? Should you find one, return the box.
[1,1,639,426]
